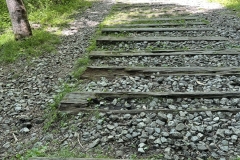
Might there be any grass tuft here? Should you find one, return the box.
[72,56,91,79]
[43,83,76,131]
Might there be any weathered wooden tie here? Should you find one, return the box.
[96,36,228,42]
[89,50,240,58]
[101,27,215,33]
[130,17,198,22]
[59,91,240,114]
[60,107,240,115]
[62,91,240,101]
[107,22,207,27]
[81,66,240,78]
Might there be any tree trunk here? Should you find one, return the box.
[6,0,32,40]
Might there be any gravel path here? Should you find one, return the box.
[1,0,240,159]
[0,1,113,159]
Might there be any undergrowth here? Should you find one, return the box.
[209,0,240,15]
[43,83,76,131]
[0,0,92,63]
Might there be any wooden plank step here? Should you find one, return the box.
[60,108,240,114]
[130,17,198,22]
[108,22,207,27]
[81,66,240,78]
[62,91,240,101]
[96,36,228,42]
[59,91,240,114]
[29,158,127,160]
[101,27,215,32]
[89,50,240,58]
[114,3,157,7]
[90,49,220,54]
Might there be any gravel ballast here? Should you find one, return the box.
[92,55,240,67]
[82,75,240,92]
[0,0,113,159]
[1,0,240,159]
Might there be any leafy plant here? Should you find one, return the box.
[16,146,48,160]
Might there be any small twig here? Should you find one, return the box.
[77,132,89,153]
[77,133,84,149]
[60,137,68,144]
[12,133,18,142]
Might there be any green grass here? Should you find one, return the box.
[209,0,240,15]
[27,0,92,28]
[0,29,60,63]
[14,145,110,160]
[72,55,91,78]
[0,0,92,63]
[43,83,76,131]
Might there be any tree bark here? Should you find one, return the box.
[6,0,32,40]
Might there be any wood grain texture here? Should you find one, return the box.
[97,36,228,42]
[107,22,207,27]
[101,27,215,32]
[89,50,240,57]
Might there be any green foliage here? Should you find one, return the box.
[43,83,76,131]
[16,146,48,160]
[0,0,10,32]
[50,147,86,158]
[26,0,92,28]
[0,0,92,63]
[72,56,90,78]
[15,145,86,159]
[0,29,60,63]
[209,0,240,15]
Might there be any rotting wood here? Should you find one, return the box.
[62,91,240,100]
[114,3,163,8]
[89,50,240,58]
[114,3,154,8]
[101,27,215,32]
[60,91,240,114]
[96,36,228,42]
[130,17,198,22]
[80,66,240,78]
[89,49,230,55]
[90,49,208,54]
[60,108,240,115]
[106,22,207,27]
